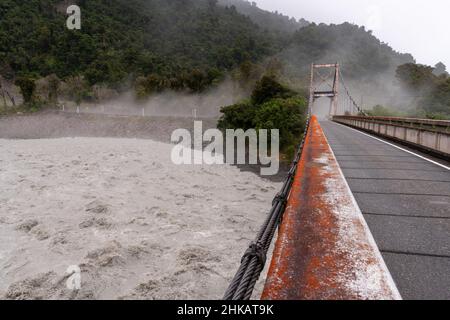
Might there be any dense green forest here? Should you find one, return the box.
[0,0,449,117]
[0,0,278,92]
[395,63,450,118]
[363,62,450,119]
[217,0,309,34]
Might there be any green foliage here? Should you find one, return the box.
[26,99,45,112]
[0,2,413,93]
[0,0,276,91]
[254,97,306,148]
[47,74,60,103]
[433,62,448,77]
[218,0,308,34]
[2,0,439,119]
[63,76,90,106]
[218,77,307,156]
[217,100,257,130]
[251,75,296,105]
[135,74,168,98]
[366,105,402,117]
[183,69,214,93]
[425,78,450,115]
[134,68,226,97]
[15,77,35,103]
[396,63,437,91]
[424,113,450,120]
[396,63,450,117]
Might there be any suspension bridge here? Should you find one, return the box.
[225,63,450,300]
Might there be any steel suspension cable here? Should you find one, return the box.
[223,112,312,301]
[339,71,367,116]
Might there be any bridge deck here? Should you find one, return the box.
[320,120,450,300]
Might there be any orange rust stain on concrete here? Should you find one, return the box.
[261,116,399,300]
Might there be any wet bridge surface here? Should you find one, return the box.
[320,120,450,300]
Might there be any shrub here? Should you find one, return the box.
[15,77,36,104]
[218,77,308,160]
[251,75,297,105]
[217,100,256,131]
[254,97,306,149]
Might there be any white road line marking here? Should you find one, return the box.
[331,121,450,171]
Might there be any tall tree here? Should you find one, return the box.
[15,77,36,104]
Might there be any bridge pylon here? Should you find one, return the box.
[309,63,340,116]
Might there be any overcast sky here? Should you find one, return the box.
[254,0,450,69]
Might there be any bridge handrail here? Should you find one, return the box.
[333,115,450,160]
[334,115,450,132]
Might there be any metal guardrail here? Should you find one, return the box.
[334,115,450,132]
[333,115,450,159]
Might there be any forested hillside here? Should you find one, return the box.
[281,23,414,79]
[394,63,450,118]
[1,0,447,117]
[217,0,308,34]
[0,0,277,91]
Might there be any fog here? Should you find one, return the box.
[65,78,249,119]
[255,0,450,68]
[280,35,418,114]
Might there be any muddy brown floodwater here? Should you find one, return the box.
[0,111,281,300]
